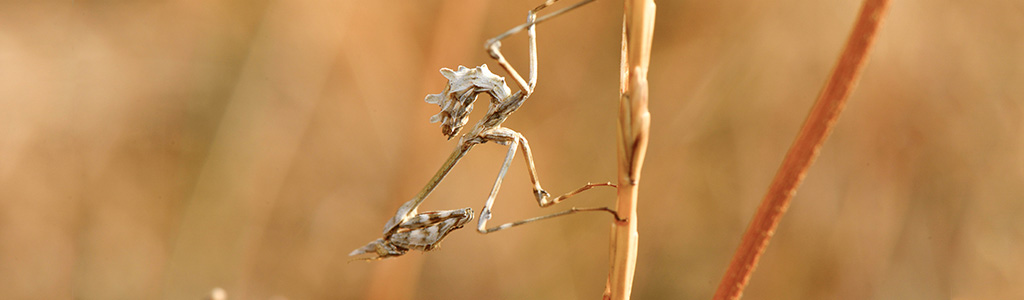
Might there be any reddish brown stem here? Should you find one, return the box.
[712,1,890,299]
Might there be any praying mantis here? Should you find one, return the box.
[350,0,622,260]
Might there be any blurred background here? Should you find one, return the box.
[2,0,1022,299]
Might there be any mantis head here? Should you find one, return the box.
[424,65,511,139]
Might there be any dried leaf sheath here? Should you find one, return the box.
[605,0,655,299]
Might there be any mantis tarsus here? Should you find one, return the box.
[350,0,622,261]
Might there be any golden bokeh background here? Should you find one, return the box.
[2,0,1022,299]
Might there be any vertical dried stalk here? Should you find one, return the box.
[712,1,889,299]
[605,0,655,299]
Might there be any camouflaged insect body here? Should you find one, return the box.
[350,0,619,262]
[354,66,531,260]
[425,65,511,139]
[349,208,474,260]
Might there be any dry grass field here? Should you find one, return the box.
[1,0,1022,299]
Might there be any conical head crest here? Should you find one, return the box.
[424,64,511,138]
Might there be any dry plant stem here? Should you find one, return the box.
[712,0,890,299]
[605,0,655,299]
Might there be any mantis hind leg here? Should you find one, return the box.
[475,127,620,235]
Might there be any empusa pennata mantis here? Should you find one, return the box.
[350,0,623,260]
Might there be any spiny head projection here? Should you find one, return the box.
[424,65,511,139]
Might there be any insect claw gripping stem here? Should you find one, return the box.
[350,0,617,261]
